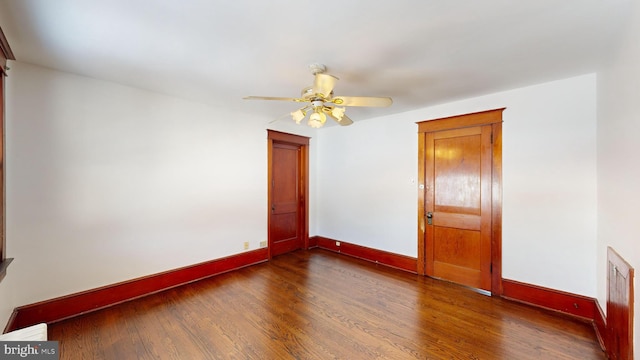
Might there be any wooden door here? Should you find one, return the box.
[426,126,491,290]
[606,247,634,360]
[268,130,309,258]
[417,109,503,294]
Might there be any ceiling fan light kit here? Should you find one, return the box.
[291,108,306,124]
[244,64,392,128]
[308,109,327,128]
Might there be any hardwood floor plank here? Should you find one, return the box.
[49,249,605,359]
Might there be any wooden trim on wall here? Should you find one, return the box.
[267,130,310,146]
[4,248,268,332]
[502,279,597,321]
[314,236,418,274]
[491,122,503,294]
[0,30,11,278]
[416,132,426,275]
[417,108,505,133]
[594,300,607,351]
[308,235,318,248]
[0,75,4,265]
[0,26,15,74]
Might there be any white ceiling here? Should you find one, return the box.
[0,0,632,123]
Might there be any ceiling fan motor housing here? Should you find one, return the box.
[302,86,333,101]
[308,63,327,75]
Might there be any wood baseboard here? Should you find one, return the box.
[594,300,607,351]
[4,248,268,332]
[313,236,417,274]
[502,279,597,321]
[5,240,616,356]
[307,235,318,248]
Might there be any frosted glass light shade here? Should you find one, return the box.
[308,111,326,128]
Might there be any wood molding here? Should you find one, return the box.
[417,108,505,133]
[5,249,268,332]
[0,26,15,74]
[594,300,607,351]
[266,130,310,145]
[308,235,318,248]
[416,132,426,275]
[502,279,596,321]
[314,236,418,274]
[490,122,503,294]
[0,49,8,274]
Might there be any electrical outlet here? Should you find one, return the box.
[260,241,267,248]
[243,241,249,250]
[336,241,341,247]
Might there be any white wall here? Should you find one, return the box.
[597,0,640,352]
[0,62,317,327]
[317,73,598,297]
[0,61,606,335]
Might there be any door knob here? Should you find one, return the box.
[426,212,433,225]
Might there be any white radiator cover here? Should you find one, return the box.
[0,323,47,341]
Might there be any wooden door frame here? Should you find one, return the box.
[416,108,504,295]
[0,26,15,282]
[267,130,310,259]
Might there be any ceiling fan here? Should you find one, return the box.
[243,64,392,128]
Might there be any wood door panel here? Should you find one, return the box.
[434,135,481,214]
[273,143,298,204]
[434,205,481,216]
[434,261,482,288]
[433,227,481,269]
[271,213,298,243]
[273,202,297,214]
[432,212,480,231]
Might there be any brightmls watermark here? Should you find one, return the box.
[0,342,58,359]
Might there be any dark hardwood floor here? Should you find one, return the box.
[49,249,605,359]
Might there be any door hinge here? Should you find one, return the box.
[490,133,493,144]
[490,263,493,273]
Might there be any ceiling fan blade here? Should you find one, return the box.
[244,96,305,102]
[312,73,338,98]
[330,96,393,107]
[268,105,311,124]
[268,113,292,124]
[324,107,354,126]
[335,113,353,126]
